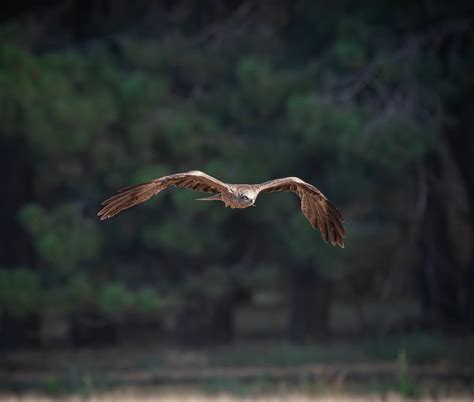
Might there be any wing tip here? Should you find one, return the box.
[97,210,111,220]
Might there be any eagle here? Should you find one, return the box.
[98,170,345,248]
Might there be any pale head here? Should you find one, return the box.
[237,190,256,207]
[221,186,258,209]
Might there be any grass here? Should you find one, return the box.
[2,389,474,402]
[362,333,450,363]
[2,333,474,399]
[208,333,474,367]
[394,349,418,398]
[207,341,364,367]
[199,377,250,396]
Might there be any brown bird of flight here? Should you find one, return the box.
[98,170,345,248]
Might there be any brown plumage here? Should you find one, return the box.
[98,170,345,248]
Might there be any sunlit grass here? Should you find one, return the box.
[2,391,474,402]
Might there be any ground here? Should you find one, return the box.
[1,336,474,401]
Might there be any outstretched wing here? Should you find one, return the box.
[98,170,229,220]
[257,177,345,248]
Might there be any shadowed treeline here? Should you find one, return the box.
[0,0,474,376]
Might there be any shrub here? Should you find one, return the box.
[0,268,42,317]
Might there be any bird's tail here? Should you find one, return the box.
[196,194,222,201]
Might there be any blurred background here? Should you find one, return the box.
[1,0,474,400]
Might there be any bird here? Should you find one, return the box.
[98,170,345,248]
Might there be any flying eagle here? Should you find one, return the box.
[98,170,345,248]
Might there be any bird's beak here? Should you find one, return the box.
[252,203,256,207]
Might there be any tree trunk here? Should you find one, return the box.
[288,265,331,342]
[445,102,474,328]
[418,152,460,324]
[175,293,235,346]
[208,296,234,343]
[0,313,41,349]
[0,138,34,266]
[69,312,118,347]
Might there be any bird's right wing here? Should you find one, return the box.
[98,170,228,220]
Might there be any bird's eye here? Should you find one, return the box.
[241,195,249,201]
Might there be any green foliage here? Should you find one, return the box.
[0,45,35,137]
[0,268,42,317]
[19,204,102,272]
[337,18,370,47]
[209,341,364,367]
[142,218,221,257]
[183,268,232,301]
[64,273,96,309]
[0,266,163,317]
[286,95,362,149]
[120,38,165,72]
[133,288,162,316]
[363,333,448,363]
[237,58,269,89]
[44,375,62,397]
[279,214,343,274]
[2,0,471,332]
[0,45,117,158]
[98,282,134,316]
[395,349,418,398]
[142,221,199,254]
[34,273,96,315]
[157,108,203,156]
[286,93,437,169]
[0,268,98,316]
[43,368,103,396]
[358,115,438,168]
[99,282,163,317]
[18,204,46,236]
[132,164,170,184]
[236,57,292,119]
[335,40,367,69]
[24,84,115,158]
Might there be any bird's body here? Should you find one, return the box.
[201,184,258,208]
[98,170,345,247]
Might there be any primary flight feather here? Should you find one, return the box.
[98,170,345,248]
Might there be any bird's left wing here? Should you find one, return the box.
[256,177,345,248]
[98,170,228,220]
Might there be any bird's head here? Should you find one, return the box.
[239,191,256,207]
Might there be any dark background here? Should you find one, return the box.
[1,0,474,398]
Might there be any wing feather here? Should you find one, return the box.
[98,170,228,220]
[257,177,345,248]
